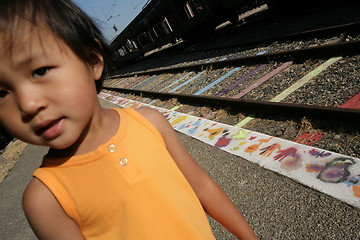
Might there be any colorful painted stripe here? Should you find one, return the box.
[141,74,171,91]
[160,72,194,92]
[217,64,267,97]
[194,67,241,95]
[231,61,292,99]
[271,57,342,102]
[147,73,181,92]
[235,57,342,127]
[146,72,195,105]
[171,67,241,109]
[123,75,152,89]
[340,93,360,110]
[168,71,206,93]
[134,74,162,89]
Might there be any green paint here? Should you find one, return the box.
[170,105,183,111]
[235,116,254,128]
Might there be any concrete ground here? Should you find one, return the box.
[1,99,359,239]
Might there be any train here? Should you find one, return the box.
[109,0,267,67]
[109,0,353,68]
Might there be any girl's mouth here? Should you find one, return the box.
[36,118,64,140]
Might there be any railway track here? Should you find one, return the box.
[103,33,360,158]
[195,2,360,53]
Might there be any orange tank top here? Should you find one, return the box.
[33,108,215,239]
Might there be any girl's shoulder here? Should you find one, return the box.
[23,178,84,238]
[134,107,171,137]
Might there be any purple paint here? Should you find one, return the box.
[216,64,267,97]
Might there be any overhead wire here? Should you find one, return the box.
[77,0,149,39]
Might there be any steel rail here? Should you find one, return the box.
[103,87,360,123]
[210,22,360,53]
[108,40,360,79]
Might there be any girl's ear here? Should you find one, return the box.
[91,53,104,81]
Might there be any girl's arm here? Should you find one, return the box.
[23,179,85,240]
[137,107,259,240]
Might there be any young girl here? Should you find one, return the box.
[0,0,258,239]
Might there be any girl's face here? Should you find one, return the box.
[0,22,104,150]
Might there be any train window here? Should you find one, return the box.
[131,39,139,49]
[166,14,178,30]
[126,39,139,52]
[118,46,127,56]
[163,17,173,33]
[184,0,203,19]
[190,0,203,12]
[126,39,134,49]
[151,27,158,39]
[153,21,167,38]
[184,2,195,18]
[117,48,126,57]
[137,31,154,46]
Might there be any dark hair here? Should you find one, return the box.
[0,0,111,93]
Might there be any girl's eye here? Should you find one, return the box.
[0,90,9,100]
[33,67,51,78]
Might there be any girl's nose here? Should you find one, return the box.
[17,86,46,119]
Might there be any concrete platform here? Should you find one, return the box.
[1,98,359,239]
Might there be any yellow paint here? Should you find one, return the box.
[271,57,342,102]
[234,57,342,127]
[205,128,223,140]
[170,116,188,126]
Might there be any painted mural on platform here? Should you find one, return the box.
[99,91,360,209]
